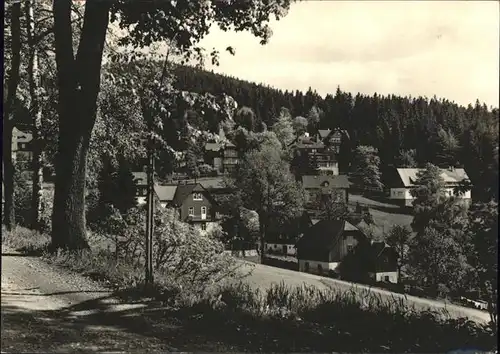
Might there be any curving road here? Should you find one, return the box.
[237,261,491,324]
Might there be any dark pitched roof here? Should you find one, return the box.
[302,175,350,189]
[370,241,387,257]
[171,183,216,207]
[171,184,198,206]
[296,219,360,250]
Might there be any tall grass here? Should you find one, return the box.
[3,226,497,352]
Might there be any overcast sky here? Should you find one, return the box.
[198,1,499,108]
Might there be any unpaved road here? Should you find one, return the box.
[1,246,490,353]
[239,261,491,324]
[2,247,238,353]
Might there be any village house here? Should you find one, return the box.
[290,128,346,177]
[264,211,313,256]
[204,127,239,174]
[366,241,399,283]
[265,242,297,256]
[10,127,34,181]
[12,127,33,164]
[389,167,472,207]
[153,181,221,234]
[301,175,350,219]
[132,171,148,205]
[340,239,399,284]
[295,219,366,275]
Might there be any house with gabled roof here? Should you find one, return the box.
[204,126,239,173]
[339,239,399,284]
[366,240,399,283]
[132,171,149,205]
[290,128,346,177]
[389,167,472,207]
[302,175,350,209]
[152,181,221,234]
[295,219,367,276]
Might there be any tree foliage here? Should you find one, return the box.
[314,189,348,221]
[172,66,498,202]
[410,163,449,234]
[467,201,498,329]
[271,107,295,149]
[435,127,461,167]
[408,226,472,296]
[229,140,305,258]
[235,106,258,132]
[292,116,308,136]
[350,145,383,192]
[386,225,412,279]
[395,149,417,168]
[48,0,294,250]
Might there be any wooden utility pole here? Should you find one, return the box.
[143,36,177,288]
[145,136,155,287]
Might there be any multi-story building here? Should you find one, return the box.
[290,128,344,177]
[204,127,239,174]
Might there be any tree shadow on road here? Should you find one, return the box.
[1,292,238,352]
[1,287,497,353]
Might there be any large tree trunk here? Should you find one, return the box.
[3,2,22,231]
[51,0,110,250]
[26,0,44,231]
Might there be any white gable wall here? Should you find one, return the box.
[390,186,471,205]
[298,259,339,275]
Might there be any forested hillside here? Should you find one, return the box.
[173,65,499,201]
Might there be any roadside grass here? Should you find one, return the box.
[2,226,497,352]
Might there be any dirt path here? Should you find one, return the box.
[1,246,235,353]
[1,246,491,352]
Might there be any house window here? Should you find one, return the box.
[193,192,203,201]
[188,207,194,216]
[305,262,310,271]
[384,276,390,282]
[201,206,207,218]
[317,264,323,275]
[201,223,207,231]
[347,244,354,253]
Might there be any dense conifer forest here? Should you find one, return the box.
[172,65,499,202]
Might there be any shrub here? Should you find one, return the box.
[12,170,53,233]
[2,226,50,254]
[198,164,217,176]
[89,205,250,292]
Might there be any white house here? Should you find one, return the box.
[389,167,472,207]
[132,172,148,205]
[265,242,297,256]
